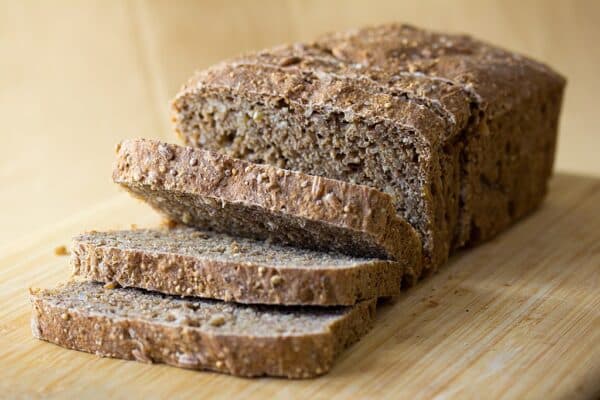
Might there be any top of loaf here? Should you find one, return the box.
[315,24,565,105]
[174,23,565,146]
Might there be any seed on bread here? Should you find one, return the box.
[103,282,118,289]
[270,275,283,287]
[209,315,226,327]
[158,144,175,160]
[229,241,241,253]
[181,213,192,224]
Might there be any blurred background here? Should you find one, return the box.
[1,0,599,243]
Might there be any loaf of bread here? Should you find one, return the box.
[31,24,567,380]
[30,281,375,378]
[71,228,407,305]
[114,139,422,274]
[172,23,565,274]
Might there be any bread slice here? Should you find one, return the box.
[172,23,565,274]
[30,281,375,378]
[113,138,422,275]
[71,228,408,305]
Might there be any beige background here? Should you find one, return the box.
[1,0,599,242]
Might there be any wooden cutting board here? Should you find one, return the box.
[1,173,598,399]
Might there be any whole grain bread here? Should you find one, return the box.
[30,281,375,378]
[113,138,422,275]
[71,228,409,305]
[172,23,565,275]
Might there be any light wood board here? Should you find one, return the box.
[1,173,598,399]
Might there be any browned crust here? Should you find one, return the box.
[71,230,402,306]
[171,23,565,275]
[113,139,422,274]
[30,284,376,378]
[172,23,565,148]
[170,43,464,273]
[313,23,566,110]
[307,23,567,249]
[176,61,454,146]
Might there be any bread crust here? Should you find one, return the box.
[314,24,566,248]
[113,139,422,274]
[172,23,565,273]
[71,228,404,306]
[30,282,376,378]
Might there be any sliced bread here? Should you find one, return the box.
[30,281,376,378]
[113,138,422,275]
[71,228,409,305]
[172,23,565,273]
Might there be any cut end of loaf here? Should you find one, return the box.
[172,23,566,275]
[171,76,437,268]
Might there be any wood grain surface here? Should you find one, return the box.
[0,173,599,399]
[1,1,600,398]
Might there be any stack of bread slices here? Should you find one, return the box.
[30,23,565,378]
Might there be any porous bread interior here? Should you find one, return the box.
[121,181,400,260]
[76,228,377,269]
[175,95,434,258]
[36,281,357,336]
